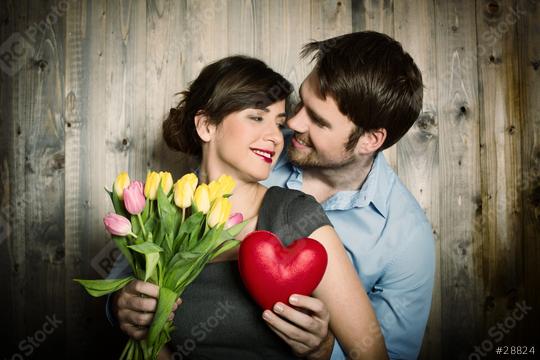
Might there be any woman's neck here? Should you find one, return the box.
[198,158,266,224]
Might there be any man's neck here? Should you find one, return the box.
[301,154,376,204]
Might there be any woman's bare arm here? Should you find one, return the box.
[309,225,388,360]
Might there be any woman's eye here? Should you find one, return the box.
[249,116,264,122]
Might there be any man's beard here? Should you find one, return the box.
[287,137,357,170]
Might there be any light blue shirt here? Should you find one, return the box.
[262,142,435,360]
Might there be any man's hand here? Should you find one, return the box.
[262,294,335,359]
[113,279,182,340]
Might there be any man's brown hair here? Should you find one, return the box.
[302,31,423,151]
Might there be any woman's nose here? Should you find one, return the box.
[264,123,283,145]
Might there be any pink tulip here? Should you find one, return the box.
[225,212,243,229]
[103,213,132,236]
[124,180,146,215]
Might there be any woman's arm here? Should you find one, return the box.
[310,225,388,360]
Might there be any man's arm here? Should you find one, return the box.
[369,220,435,359]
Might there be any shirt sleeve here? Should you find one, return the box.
[105,254,133,327]
[369,220,435,359]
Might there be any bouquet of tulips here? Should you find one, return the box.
[74,171,246,359]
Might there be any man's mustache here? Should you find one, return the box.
[293,132,313,147]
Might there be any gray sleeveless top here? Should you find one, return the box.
[169,186,332,359]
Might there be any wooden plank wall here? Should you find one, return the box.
[0,1,538,359]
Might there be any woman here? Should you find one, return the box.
[111,56,387,359]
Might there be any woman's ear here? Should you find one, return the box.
[194,112,216,143]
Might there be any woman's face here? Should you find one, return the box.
[209,100,287,183]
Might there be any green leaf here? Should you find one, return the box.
[111,182,128,217]
[112,236,134,269]
[145,214,158,234]
[128,241,162,282]
[157,186,177,234]
[141,198,150,223]
[148,287,178,345]
[175,212,204,251]
[73,276,134,297]
[144,252,160,282]
[221,219,250,240]
[128,242,163,254]
[211,239,241,260]
[178,211,204,235]
[154,224,166,248]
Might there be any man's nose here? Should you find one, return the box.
[287,108,309,133]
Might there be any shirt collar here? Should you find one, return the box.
[281,150,395,216]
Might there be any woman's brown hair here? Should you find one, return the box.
[163,56,293,157]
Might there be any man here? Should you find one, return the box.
[260,31,435,359]
[109,31,434,360]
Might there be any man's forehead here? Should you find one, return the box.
[300,71,324,99]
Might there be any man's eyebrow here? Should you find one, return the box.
[305,106,331,128]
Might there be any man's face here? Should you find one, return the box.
[286,71,359,169]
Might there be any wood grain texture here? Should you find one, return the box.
[476,0,523,346]
[435,0,484,358]
[0,1,538,359]
[517,0,540,346]
[392,1,441,358]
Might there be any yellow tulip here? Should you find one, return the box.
[181,173,198,193]
[207,197,232,228]
[208,181,220,202]
[114,171,130,200]
[217,174,236,196]
[159,171,173,194]
[193,184,211,214]
[174,178,194,209]
[144,171,161,200]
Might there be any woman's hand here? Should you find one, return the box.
[112,279,182,340]
[263,294,335,359]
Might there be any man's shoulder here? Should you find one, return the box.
[387,172,430,223]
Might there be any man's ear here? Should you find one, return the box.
[194,112,216,143]
[356,128,387,154]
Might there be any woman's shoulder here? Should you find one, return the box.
[259,186,332,243]
[264,186,317,204]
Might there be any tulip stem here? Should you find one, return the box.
[136,213,147,240]
[182,208,186,224]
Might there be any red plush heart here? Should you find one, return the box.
[238,230,328,310]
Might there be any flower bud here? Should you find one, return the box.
[217,174,235,196]
[103,213,132,236]
[144,171,160,200]
[123,180,146,215]
[207,197,232,228]
[174,178,194,209]
[225,212,243,229]
[114,172,130,200]
[159,171,173,195]
[193,184,211,214]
